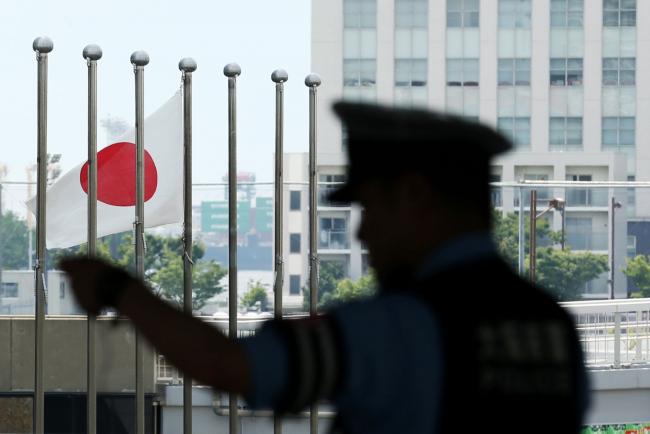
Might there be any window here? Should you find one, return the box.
[566,217,596,250]
[498,117,531,147]
[551,0,583,27]
[447,0,479,28]
[289,275,301,295]
[319,217,349,249]
[489,174,503,207]
[395,0,427,28]
[603,0,636,27]
[395,59,427,87]
[550,117,583,149]
[60,281,65,299]
[290,191,301,211]
[319,174,349,207]
[602,58,635,85]
[446,59,479,86]
[565,174,607,207]
[345,0,377,28]
[627,235,637,258]
[499,0,531,29]
[344,59,376,88]
[550,58,583,86]
[289,233,301,253]
[602,117,635,147]
[0,282,18,298]
[498,58,531,85]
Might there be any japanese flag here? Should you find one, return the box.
[27,91,183,249]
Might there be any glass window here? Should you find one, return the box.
[395,59,427,87]
[396,0,427,28]
[550,58,583,86]
[289,275,301,295]
[0,282,18,298]
[551,0,583,27]
[602,57,635,85]
[290,191,301,211]
[498,58,530,85]
[550,116,583,149]
[447,59,479,86]
[499,0,532,29]
[345,0,377,29]
[602,116,635,147]
[498,117,531,147]
[344,59,377,88]
[603,0,636,27]
[447,0,479,28]
[319,217,349,249]
[289,233,301,253]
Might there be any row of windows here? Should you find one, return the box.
[344,0,637,30]
[497,116,635,148]
[343,57,636,89]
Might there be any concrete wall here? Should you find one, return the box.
[0,317,155,393]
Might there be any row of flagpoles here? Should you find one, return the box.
[31,36,322,434]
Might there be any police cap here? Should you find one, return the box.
[328,101,512,203]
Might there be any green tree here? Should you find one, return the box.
[302,261,346,310]
[240,280,269,311]
[150,251,227,311]
[623,255,650,297]
[535,247,608,301]
[0,211,29,269]
[492,210,608,301]
[320,273,376,309]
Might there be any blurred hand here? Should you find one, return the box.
[59,257,125,315]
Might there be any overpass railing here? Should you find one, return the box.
[561,298,650,368]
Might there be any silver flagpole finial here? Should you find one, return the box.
[130,50,150,66]
[304,73,321,87]
[83,44,103,61]
[271,69,288,83]
[32,36,53,53]
[179,57,197,73]
[223,62,241,77]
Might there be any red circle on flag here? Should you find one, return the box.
[80,142,158,206]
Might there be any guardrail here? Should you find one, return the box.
[561,298,650,368]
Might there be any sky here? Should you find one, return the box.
[0,0,311,184]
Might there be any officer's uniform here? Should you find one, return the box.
[240,103,589,433]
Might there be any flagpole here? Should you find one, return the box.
[271,68,288,434]
[83,43,102,434]
[179,56,197,434]
[33,36,53,434]
[131,50,149,434]
[224,62,241,434]
[305,72,321,434]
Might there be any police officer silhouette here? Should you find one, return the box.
[62,102,588,433]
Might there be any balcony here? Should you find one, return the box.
[565,188,608,208]
[319,230,350,250]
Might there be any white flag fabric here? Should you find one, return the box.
[27,91,183,249]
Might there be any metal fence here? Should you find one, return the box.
[562,298,650,367]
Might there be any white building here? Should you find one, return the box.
[0,270,80,315]
[285,0,650,298]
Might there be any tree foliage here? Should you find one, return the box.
[240,280,269,311]
[0,211,30,270]
[320,273,376,309]
[492,210,608,301]
[623,255,650,297]
[534,247,608,301]
[49,231,225,311]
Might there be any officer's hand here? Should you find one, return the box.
[59,257,124,315]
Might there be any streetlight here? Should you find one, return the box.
[529,190,565,283]
[609,197,622,299]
